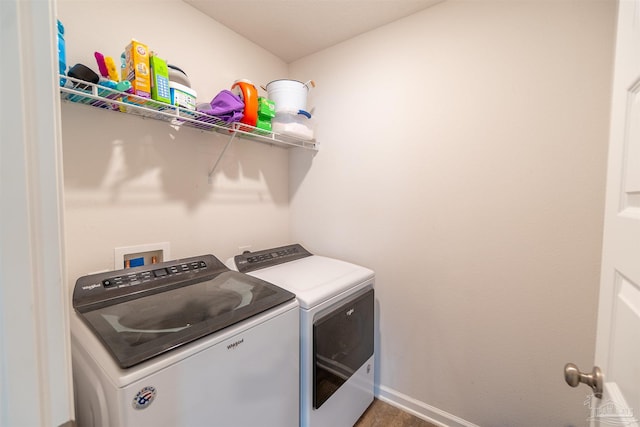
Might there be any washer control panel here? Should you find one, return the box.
[101,259,208,289]
[73,254,226,311]
[234,243,312,273]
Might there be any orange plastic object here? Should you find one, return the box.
[231,80,258,128]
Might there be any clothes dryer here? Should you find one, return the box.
[228,244,375,427]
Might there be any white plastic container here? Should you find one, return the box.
[167,64,191,87]
[272,111,315,141]
[266,79,313,113]
[169,81,197,110]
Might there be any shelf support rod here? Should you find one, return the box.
[208,131,238,179]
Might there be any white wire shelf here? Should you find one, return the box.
[58,75,318,152]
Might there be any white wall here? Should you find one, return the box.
[289,1,615,425]
[57,0,297,283]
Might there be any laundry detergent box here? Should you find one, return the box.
[150,54,170,104]
[124,40,151,99]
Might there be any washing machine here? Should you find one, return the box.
[70,254,299,427]
[228,244,375,427]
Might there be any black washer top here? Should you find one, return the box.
[73,254,295,369]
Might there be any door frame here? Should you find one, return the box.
[0,0,73,425]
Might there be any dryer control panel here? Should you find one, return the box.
[234,243,312,273]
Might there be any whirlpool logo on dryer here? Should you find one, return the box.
[227,338,244,350]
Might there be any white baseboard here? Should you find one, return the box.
[375,385,480,427]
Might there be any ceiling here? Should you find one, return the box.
[183,0,443,63]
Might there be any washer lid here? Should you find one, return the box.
[73,254,295,368]
[245,255,374,309]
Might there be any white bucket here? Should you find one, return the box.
[266,79,314,113]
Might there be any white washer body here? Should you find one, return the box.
[229,252,375,427]
[71,298,299,427]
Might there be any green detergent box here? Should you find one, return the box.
[255,97,275,133]
[255,118,272,133]
[150,55,171,104]
[257,97,276,119]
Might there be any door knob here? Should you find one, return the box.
[564,363,603,398]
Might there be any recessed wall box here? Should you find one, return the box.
[114,242,170,270]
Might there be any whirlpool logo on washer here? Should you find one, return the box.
[132,386,157,410]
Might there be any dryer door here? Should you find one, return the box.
[312,287,374,409]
